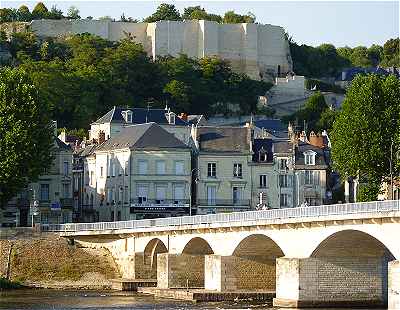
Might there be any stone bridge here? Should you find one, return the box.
[53,201,400,308]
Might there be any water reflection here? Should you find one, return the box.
[0,289,386,310]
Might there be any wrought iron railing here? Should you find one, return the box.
[196,199,250,206]
[45,200,400,233]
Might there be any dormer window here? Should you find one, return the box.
[259,148,268,162]
[167,112,175,125]
[122,110,133,123]
[304,151,316,165]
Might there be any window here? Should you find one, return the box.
[124,186,129,203]
[259,175,268,188]
[280,193,289,207]
[233,163,242,178]
[74,177,79,191]
[112,188,116,203]
[175,161,184,175]
[232,187,242,204]
[279,175,292,188]
[62,183,70,198]
[259,152,268,162]
[112,160,116,177]
[305,152,316,165]
[305,170,320,185]
[122,110,133,123]
[207,186,216,205]
[100,166,104,177]
[107,189,112,204]
[168,113,175,124]
[279,159,288,170]
[41,213,49,224]
[138,160,148,175]
[207,163,216,178]
[174,185,184,203]
[63,161,69,175]
[137,185,148,204]
[119,187,123,204]
[124,161,129,176]
[90,171,94,186]
[40,184,49,201]
[119,165,123,176]
[156,161,166,175]
[156,186,166,204]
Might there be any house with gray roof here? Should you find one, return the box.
[89,106,191,145]
[84,123,192,221]
[193,126,253,214]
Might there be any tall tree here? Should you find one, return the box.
[144,3,182,22]
[331,74,400,201]
[17,5,32,22]
[67,6,80,20]
[32,2,48,19]
[0,68,54,208]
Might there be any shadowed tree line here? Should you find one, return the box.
[0,2,255,24]
[0,31,272,129]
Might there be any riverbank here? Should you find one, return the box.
[0,233,119,289]
[0,277,22,290]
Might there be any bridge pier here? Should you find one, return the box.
[273,257,389,308]
[157,253,205,289]
[389,260,400,309]
[204,255,276,292]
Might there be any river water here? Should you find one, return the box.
[0,289,384,310]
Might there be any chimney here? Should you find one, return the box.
[98,131,106,144]
[309,131,324,148]
[299,131,307,142]
[178,113,188,121]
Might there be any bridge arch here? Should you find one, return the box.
[223,234,285,290]
[143,238,168,276]
[181,237,214,255]
[308,229,395,305]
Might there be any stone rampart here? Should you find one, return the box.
[26,19,292,80]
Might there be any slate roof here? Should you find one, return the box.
[93,106,188,126]
[252,139,273,163]
[197,127,250,153]
[96,123,189,152]
[55,137,71,151]
[336,67,395,81]
[273,140,293,154]
[295,142,328,169]
[254,119,286,132]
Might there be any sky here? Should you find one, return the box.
[2,1,399,47]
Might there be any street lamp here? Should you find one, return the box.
[189,168,200,216]
[30,189,40,228]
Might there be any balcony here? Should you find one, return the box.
[60,198,73,208]
[196,199,250,207]
[130,198,189,207]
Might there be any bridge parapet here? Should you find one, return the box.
[48,200,400,237]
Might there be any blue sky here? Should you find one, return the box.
[3,1,399,47]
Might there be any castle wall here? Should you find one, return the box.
[28,19,292,79]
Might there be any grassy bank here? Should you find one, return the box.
[0,277,22,290]
[0,234,119,289]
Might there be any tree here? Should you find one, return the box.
[0,68,54,208]
[47,5,63,20]
[17,5,32,22]
[0,8,17,23]
[223,10,255,23]
[349,46,372,67]
[182,6,222,22]
[331,74,400,201]
[144,3,182,22]
[67,6,80,20]
[32,2,48,19]
[381,38,400,67]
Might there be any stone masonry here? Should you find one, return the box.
[389,260,400,309]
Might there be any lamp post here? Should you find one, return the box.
[30,189,39,228]
[189,168,200,216]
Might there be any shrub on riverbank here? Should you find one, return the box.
[0,277,22,289]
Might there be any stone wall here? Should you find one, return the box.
[205,255,276,291]
[27,19,292,80]
[275,257,389,307]
[389,260,400,310]
[157,253,205,288]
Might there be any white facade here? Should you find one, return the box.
[30,19,292,80]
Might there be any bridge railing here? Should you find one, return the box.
[46,200,400,233]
